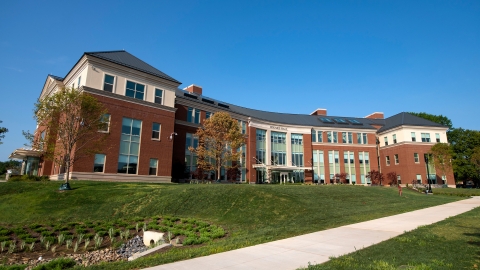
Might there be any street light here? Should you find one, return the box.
[424,155,432,193]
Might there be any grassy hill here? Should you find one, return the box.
[0,181,463,269]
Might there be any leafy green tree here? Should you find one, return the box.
[471,147,480,180]
[0,120,8,145]
[409,112,453,132]
[429,143,453,184]
[32,87,108,183]
[448,128,480,182]
[0,160,21,175]
[189,112,245,182]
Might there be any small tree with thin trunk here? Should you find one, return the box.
[386,171,398,186]
[429,143,453,184]
[366,170,384,185]
[32,87,108,185]
[335,172,348,184]
[189,112,245,182]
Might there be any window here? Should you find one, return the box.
[327,131,332,143]
[333,132,338,143]
[394,154,399,164]
[186,133,199,174]
[187,107,200,124]
[421,133,431,142]
[416,174,422,184]
[103,74,115,92]
[99,114,111,132]
[435,133,440,143]
[342,132,353,144]
[152,123,161,140]
[77,76,82,88]
[149,159,158,175]
[312,130,316,143]
[93,154,106,173]
[414,153,419,163]
[317,131,323,142]
[384,136,388,146]
[39,131,46,149]
[125,80,145,100]
[291,134,304,167]
[393,134,397,144]
[118,118,142,174]
[155,89,163,104]
[411,132,416,142]
[357,133,368,144]
[397,175,401,184]
[206,112,212,119]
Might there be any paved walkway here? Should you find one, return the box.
[145,196,480,270]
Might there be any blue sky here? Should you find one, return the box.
[0,0,479,160]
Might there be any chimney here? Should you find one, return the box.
[364,112,384,119]
[310,108,327,116]
[183,84,202,95]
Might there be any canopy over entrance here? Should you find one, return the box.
[9,148,42,160]
[9,148,43,177]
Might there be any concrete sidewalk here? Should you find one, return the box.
[145,196,480,270]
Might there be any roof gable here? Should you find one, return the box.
[85,50,181,84]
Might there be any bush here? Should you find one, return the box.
[29,224,42,230]
[8,175,49,182]
[0,229,11,236]
[75,228,87,234]
[95,231,107,237]
[32,257,76,270]
[41,231,55,237]
[0,265,27,270]
[12,227,27,235]
[0,236,11,242]
[24,238,36,244]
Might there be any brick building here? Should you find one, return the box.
[9,50,454,186]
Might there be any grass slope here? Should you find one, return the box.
[303,203,480,270]
[0,182,464,269]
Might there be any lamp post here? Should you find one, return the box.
[424,155,432,193]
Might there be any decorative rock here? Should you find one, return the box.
[116,235,148,259]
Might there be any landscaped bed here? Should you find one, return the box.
[0,216,225,268]
[0,181,465,269]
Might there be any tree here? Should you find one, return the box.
[0,120,8,145]
[0,160,21,175]
[471,147,480,181]
[334,172,348,184]
[366,170,384,185]
[448,128,480,182]
[32,87,108,184]
[429,143,453,184]
[386,171,398,186]
[409,112,453,132]
[189,112,245,182]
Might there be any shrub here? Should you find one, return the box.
[96,231,107,237]
[8,175,49,182]
[17,234,32,240]
[34,227,49,233]
[133,217,144,222]
[41,231,54,237]
[12,227,27,235]
[32,257,76,270]
[126,225,135,230]
[0,229,11,236]
[0,236,10,242]
[0,265,26,270]
[29,224,42,230]
[24,238,36,244]
[75,228,88,234]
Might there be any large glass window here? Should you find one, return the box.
[238,120,246,134]
[271,132,286,165]
[343,151,356,184]
[155,89,163,104]
[327,131,332,143]
[185,133,199,174]
[312,150,325,183]
[359,152,370,184]
[312,130,317,143]
[93,154,106,173]
[291,134,304,167]
[125,81,145,100]
[152,123,161,140]
[357,133,368,144]
[187,107,200,124]
[103,74,114,92]
[256,129,266,164]
[149,159,158,175]
[118,118,142,174]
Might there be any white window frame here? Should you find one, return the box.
[125,79,146,101]
[394,154,399,164]
[149,158,158,176]
[99,114,111,133]
[386,156,390,166]
[93,154,106,173]
[152,122,161,140]
[414,153,419,163]
[154,88,163,105]
[103,73,116,93]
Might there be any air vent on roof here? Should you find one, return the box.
[183,93,198,99]
[347,119,363,125]
[202,98,215,104]
[333,118,349,124]
[319,117,334,123]
[218,103,230,109]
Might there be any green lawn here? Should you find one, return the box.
[0,181,465,269]
[302,202,480,270]
[431,187,480,197]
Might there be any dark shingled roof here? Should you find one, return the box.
[85,50,181,84]
[48,74,64,81]
[377,112,446,133]
[176,89,385,129]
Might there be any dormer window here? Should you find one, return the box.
[155,89,163,105]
